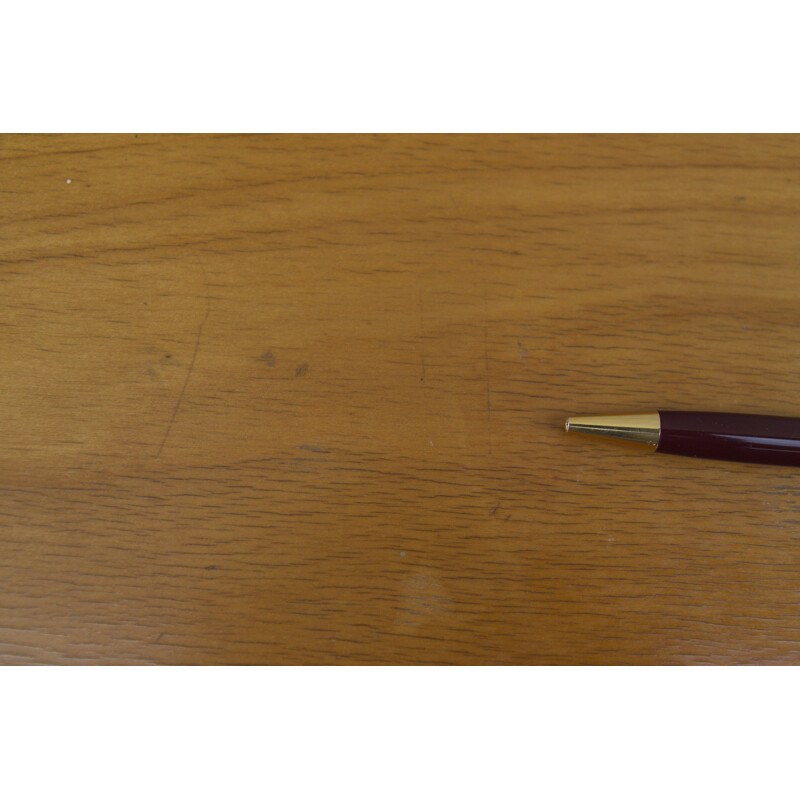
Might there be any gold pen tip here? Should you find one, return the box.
[561,412,661,448]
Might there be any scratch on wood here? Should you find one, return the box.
[483,279,492,455]
[419,289,426,383]
[157,308,209,457]
[448,193,462,217]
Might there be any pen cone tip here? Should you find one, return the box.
[562,412,660,448]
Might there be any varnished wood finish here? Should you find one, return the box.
[3,134,800,664]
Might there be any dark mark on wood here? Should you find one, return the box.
[295,362,308,377]
[261,350,276,366]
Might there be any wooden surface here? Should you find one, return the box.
[3,134,800,664]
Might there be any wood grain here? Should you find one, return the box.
[3,134,800,664]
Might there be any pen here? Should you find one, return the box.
[564,411,800,467]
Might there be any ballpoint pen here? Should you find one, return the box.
[564,411,800,467]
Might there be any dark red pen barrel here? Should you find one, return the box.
[657,411,800,467]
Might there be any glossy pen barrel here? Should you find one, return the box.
[658,411,800,467]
